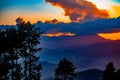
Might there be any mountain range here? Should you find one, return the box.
[41,62,103,80]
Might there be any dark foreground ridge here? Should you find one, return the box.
[45,69,103,80]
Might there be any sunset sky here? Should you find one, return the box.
[0,0,120,77]
[0,0,120,25]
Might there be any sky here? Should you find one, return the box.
[0,0,120,77]
[0,0,120,25]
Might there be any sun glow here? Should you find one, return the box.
[86,0,113,9]
[108,5,120,18]
[43,32,76,37]
[86,0,120,18]
[98,32,120,40]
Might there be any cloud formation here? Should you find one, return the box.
[45,19,58,24]
[43,32,75,37]
[46,0,109,22]
[98,32,120,40]
[16,17,26,26]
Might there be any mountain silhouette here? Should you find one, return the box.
[75,69,103,80]
[39,61,56,80]
[44,69,103,80]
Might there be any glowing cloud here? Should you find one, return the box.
[108,5,120,18]
[86,0,113,9]
[46,0,109,22]
[98,32,120,40]
[43,32,76,37]
[16,17,26,25]
[45,19,59,24]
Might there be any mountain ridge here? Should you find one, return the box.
[44,69,103,80]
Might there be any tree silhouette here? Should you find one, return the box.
[0,17,42,80]
[6,28,22,80]
[115,69,120,80]
[16,17,42,80]
[55,58,76,80]
[102,62,116,80]
[0,28,21,80]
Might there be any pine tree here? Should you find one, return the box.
[0,28,22,80]
[55,58,76,80]
[16,17,42,80]
[102,62,116,80]
[6,28,20,80]
[115,69,120,80]
[0,17,42,80]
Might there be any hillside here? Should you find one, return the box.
[44,69,103,80]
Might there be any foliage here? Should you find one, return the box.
[102,62,120,80]
[0,18,42,80]
[55,58,76,80]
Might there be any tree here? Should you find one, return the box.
[6,28,22,80]
[0,17,42,80]
[55,58,76,80]
[102,62,116,80]
[0,28,21,80]
[115,69,120,80]
[16,17,42,80]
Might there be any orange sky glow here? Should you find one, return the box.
[43,32,76,37]
[98,32,120,41]
[0,9,70,25]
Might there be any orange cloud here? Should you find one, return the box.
[45,19,59,24]
[46,0,109,22]
[43,32,76,37]
[98,32,120,40]
[108,5,120,18]
[16,17,26,25]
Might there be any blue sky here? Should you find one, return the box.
[0,0,44,9]
[113,0,120,3]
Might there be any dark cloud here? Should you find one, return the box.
[46,0,109,22]
[37,17,120,37]
[44,19,59,24]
